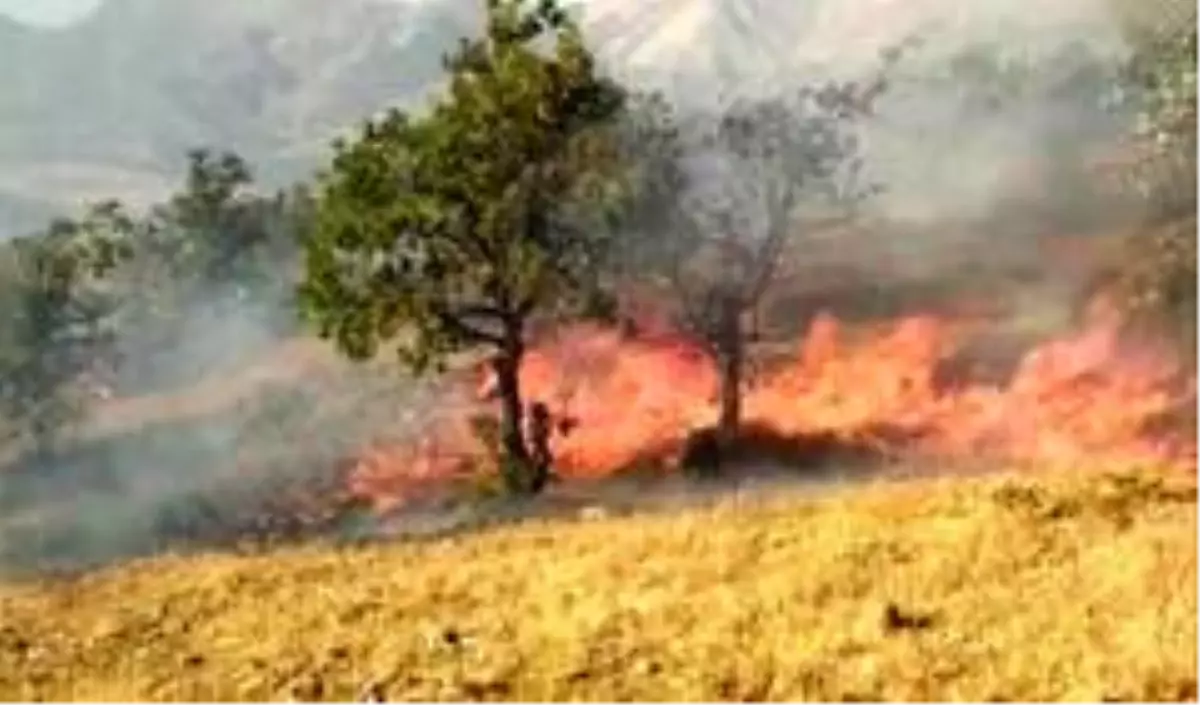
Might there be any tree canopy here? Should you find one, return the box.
[1104,13,1197,356]
[0,202,134,455]
[610,66,894,470]
[300,0,632,493]
[0,148,310,461]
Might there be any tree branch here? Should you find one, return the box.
[432,303,508,346]
[743,184,793,306]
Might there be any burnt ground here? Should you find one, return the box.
[362,460,880,543]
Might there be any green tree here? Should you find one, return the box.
[1092,7,1197,359]
[152,149,307,296]
[300,0,628,495]
[1116,18,1196,221]
[0,201,134,457]
[108,149,312,391]
[125,149,308,323]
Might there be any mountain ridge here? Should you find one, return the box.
[0,0,471,237]
[0,0,1141,237]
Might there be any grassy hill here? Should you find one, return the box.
[0,467,1193,701]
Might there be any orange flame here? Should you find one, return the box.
[347,308,1196,512]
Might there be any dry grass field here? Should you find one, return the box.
[0,466,1194,701]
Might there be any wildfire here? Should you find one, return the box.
[348,306,1196,512]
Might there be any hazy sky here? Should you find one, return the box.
[0,0,102,27]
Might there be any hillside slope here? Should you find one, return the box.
[0,468,1194,701]
[3,0,1167,237]
[0,0,475,236]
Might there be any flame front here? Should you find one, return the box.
[348,309,1196,512]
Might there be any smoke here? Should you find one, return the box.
[609,3,1125,221]
[0,0,1178,574]
[365,441,1011,546]
[580,0,1149,334]
[0,230,464,575]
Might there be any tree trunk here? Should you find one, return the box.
[494,359,525,460]
[713,291,744,473]
[716,344,743,454]
[492,345,533,495]
[720,347,739,446]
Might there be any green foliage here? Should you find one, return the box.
[1118,20,1197,220]
[1103,15,1197,355]
[0,0,475,236]
[299,0,629,372]
[97,149,311,392]
[155,150,310,294]
[1109,218,1197,357]
[464,412,506,496]
[299,0,636,496]
[123,150,310,329]
[0,202,136,453]
[0,148,312,458]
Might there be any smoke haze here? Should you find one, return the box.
[0,0,1185,574]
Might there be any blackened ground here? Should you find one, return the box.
[367,450,908,544]
[0,460,892,580]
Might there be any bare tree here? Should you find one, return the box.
[631,79,889,472]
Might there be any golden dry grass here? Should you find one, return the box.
[0,468,1195,701]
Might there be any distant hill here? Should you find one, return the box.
[0,0,480,236]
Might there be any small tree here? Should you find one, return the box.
[122,149,309,322]
[152,149,308,296]
[629,80,889,470]
[89,149,313,393]
[300,0,628,495]
[0,202,133,457]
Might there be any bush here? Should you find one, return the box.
[1099,17,1196,359]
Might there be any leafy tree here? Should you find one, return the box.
[300,0,629,495]
[153,149,307,294]
[1102,15,1197,357]
[105,149,312,392]
[0,201,135,456]
[1115,19,1196,221]
[124,149,308,319]
[624,79,891,471]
